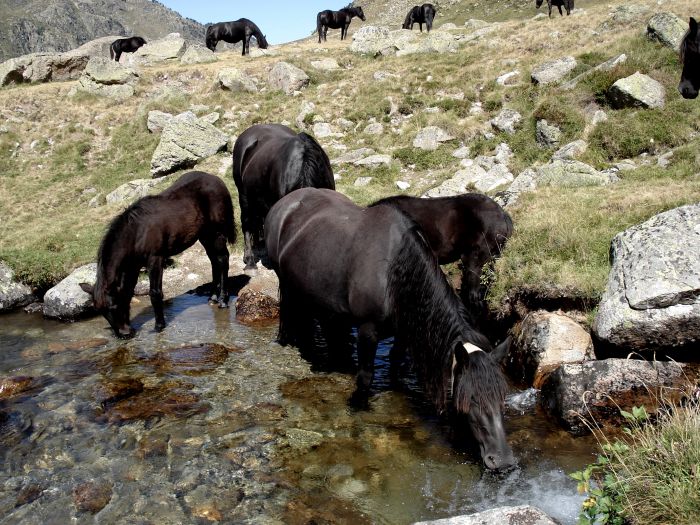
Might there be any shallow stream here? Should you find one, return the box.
[1,292,596,524]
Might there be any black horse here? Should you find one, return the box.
[316,6,366,43]
[536,0,574,17]
[679,17,699,99]
[265,188,515,470]
[370,194,512,323]
[232,124,335,269]
[109,36,146,62]
[402,4,437,32]
[205,18,269,56]
[80,172,236,338]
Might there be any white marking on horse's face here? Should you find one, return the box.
[462,342,484,354]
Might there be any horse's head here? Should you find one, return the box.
[80,282,134,339]
[258,34,269,49]
[452,338,515,470]
[679,17,699,99]
[535,0,544,8]
[355,6,366,21]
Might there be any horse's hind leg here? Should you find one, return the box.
[319,316,354,371]
[351,322,379,407]
[558,5,563,15]
[202,234,230,308]
[148,256,166,331]
[277,284,314,349]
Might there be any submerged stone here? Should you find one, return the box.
[104,380,209,423]
[72,480,113,514]
[149,343,234,375]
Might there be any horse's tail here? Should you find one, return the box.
[231,135,259,190]
[296,132,335,191]
[223,193,237,246]
[316,12,323,36]
[109,42,115,60]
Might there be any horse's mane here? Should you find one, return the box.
[240,18,265,42]
[98,197,156,269]
[402,9,414,28]
[295,132,333,190]
[387,218,498,411]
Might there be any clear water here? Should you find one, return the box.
[0,293,596,524]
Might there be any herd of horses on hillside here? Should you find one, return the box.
[84,8,699,470]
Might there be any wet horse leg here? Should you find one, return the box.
[319,316,354,371]
[238,191,258,269]
[148,256,166,332]
[277,284,314,349]
[351,322,378,407]
[202,234,230,308]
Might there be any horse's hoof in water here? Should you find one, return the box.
[155,323,166,333]
[208,295,219,305]
[116,329,135,340]
[218,301,229,309]
[348,391,370,410]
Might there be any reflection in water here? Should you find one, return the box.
[0,294,595,523]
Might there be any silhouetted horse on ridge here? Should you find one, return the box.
[317,6,366,42]
[402,4,437,32]
[110,37,146,62]
[679,17,699,99]
[205,18,269,56]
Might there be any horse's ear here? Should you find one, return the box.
[491,335,512,363]
[79,282,94,295]
[690,17,698,35]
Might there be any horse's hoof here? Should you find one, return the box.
[218,301,229,309]
[155,323,166,333]
[208,295,219,305]
[348,391,370,410]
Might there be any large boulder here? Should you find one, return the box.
[413,126,455,151]
[0,52,90,86]
[414,505,558,525]
[394,30,459,56]
[646,12,688,50]
[535,119,561,148]
[350,26,394,56]
[489,108,522,135]
[425,162,512,196]
[331,148,376,165]
[509,311,594,388]
[531,56,577,85]
[106,178,165,204]
[608,72,665,109]
[72,56,139,100]
[43,263,97,320]
[180,45,217,65]
[150,113,229,177]
[131,33,187,65]
[65,36,124,61]
[541,359,699,435]
[218,67,257,93]
[235,267,280,325]
[0,262,35,312]
[535,160,618,187]
[593,204,700,352]
[561,54,627,90]
[268,62,309,95]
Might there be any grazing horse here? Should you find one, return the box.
[265,188,515,470]
[536,0,574,17]
[402,4,437,32]
[679,17,699,99]
[232,124,335,269]
[205,18,269,56]
[370,194,512,323]
[317,6,366,43]
[109,36,146,62]
[80,172,236,338]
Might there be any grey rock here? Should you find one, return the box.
[295,101,316,129]
[647,12,688,50]
[353,176,373,187]
[310,58,340,71]
[354,155,391,167]
[313,122,334,138]
[489,109,522,135]
[509,311,594,388]
[414,505,558,525]
[463,19,491,31]
[552,140,588,160]
[284,429,324,449]
[531,56,577,85]
[349,26,393,56]
[0,52,89,86]
[598,4,650,31]
[413,126,455,150]
[541,359,696,435]
[536,160,619,187]
[608,71,665,109]
[147,110,174,133]
[43,263,97,320]
[72,56,139,100]
[106,178,164,204]
[425,161,512,196]
[396,181,410,190]
[364,122,384,135]
[440,23,458,30]
[657,151,673,168]
[593,204,700,350]
[394,30,459,56]
[331,148,376,165]
[591,110,608,126]
[335,118,354,131]
[268,62,309,95]
[131,33,186,65]
[496,70,519,86]
[374,70,399,81]
[0,262,35,312]
[179,45,217,65]
[535,119,561,148]
[218,67,257,93]
[452,146,471,159]
[615,159,637,171]
[561,54,627,90]
[150,114,229,177]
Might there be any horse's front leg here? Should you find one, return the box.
[419,22,423,32]
[351,322,378,407]
[148,256,166,332]
[202,234,230,308]
[557,4,563,15]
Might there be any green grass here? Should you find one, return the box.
[393,145,455,170]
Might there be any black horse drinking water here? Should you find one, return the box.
[232,124,335,269]
[679,17,699,99]
[265,189,515,470]
[109,36,146,62]
[205,18,269,56]
[316,6,366,42]
[80,172,236,338]
[370,194,512,323]
[402,4,437,32]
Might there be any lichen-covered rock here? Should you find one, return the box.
[593,204,700,351]
[268,62,309,95]
[150,113,229,177]
[535,119,561,148]
[132,33,186,65]
[414,505,558,525]
[509,311,594,388]
[310,58,340,70]
[147,110,174,133]
[541,359,699,435]
[180,45,217,65]
[0,52,90,86]
[646,12,688,50]
[561,54,627,90]
[0,262,34,312]
[535,160,618,187]
[425,162,512,196]
[395,30,459,56]
[552,140,588,160]
[72,56,139,100]
[489,108,522,134]
[354,155,391,167]
[350,26,393,56]
[43,263,97,320]
[218,67,257,93]
[608,72,665,109]
[106,178,165,204]
[413,126,455,150]
[531,56,576,85]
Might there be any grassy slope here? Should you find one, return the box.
[0,0,698,310]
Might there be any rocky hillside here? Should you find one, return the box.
[0,0,204,62]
